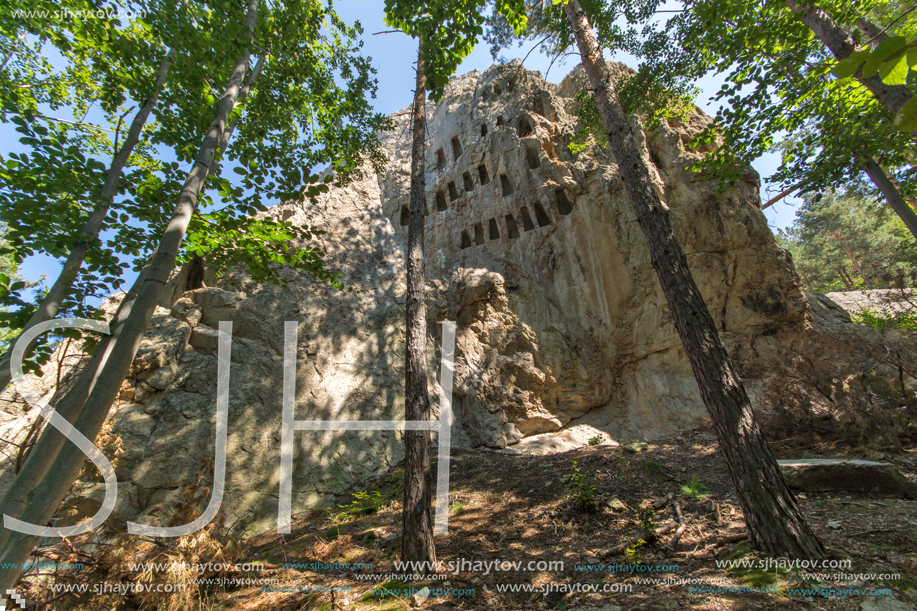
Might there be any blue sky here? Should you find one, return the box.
[9,0,802,291]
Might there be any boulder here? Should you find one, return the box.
[778,459,917,498]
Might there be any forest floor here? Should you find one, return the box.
[24,423,917,611]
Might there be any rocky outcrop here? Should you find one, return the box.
[822,289,917,318]
[1,61,908,534]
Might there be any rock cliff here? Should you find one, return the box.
[0,62,896,534]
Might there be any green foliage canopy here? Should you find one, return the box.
[384,0,527,100]
[778,187,917,292]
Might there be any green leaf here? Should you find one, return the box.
[908,44,917,67]
[863,36,907,77]
[894,95,917,131]
[880,52,909,85]
[832,48,869,78]
[832,58,859,78]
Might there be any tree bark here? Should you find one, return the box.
[762,183,804,210]
[855,16,888,46]
[830,228,873,288]
[859,153,917,242]
[401,41,436,564]
[787,0,912,115]
[838,268,856,290]
[0,46,177,394]
[0,0,260,590]
[563,0,825,560]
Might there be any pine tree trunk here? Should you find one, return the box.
[564,0,825,560]
[838,268,856,290]
[829,229,873,289]
[0,46,177,393]
[859,154,917,242]
[787,0,912,115]
[401,42,436,564]
[0,0,260,590]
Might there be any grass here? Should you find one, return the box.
[680,475,710,500]
[642,457,666,476]
[724,542,786,588]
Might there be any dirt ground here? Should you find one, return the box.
[20,425,917,611]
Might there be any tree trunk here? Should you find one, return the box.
[859,154,917,241]
[855,16,888,46]
[401,41,436,564]
[0,46,177,394]
[787,0,912,115]
[0,0,260,590]
[838,268,856,290]
[829,229,873,289]
[563,0,825,560]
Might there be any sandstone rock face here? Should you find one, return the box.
[0,61,884,533]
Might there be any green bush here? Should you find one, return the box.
[852,307,917,332]
[680,475,710,500]
[343,490,383,516]
[325,490,383,527]
[638,508,657,544]
[624,539,645,565]
[565,460,597,513]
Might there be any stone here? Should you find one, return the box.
[778,459,917,498]
[860,596,917,611]
[506,425,615,455]
[170,297,202,327]
[624,441,649,454]
[825,289,916,319]
[608,498,627,512]
[632,597,680,611]
[410,586,431,606]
